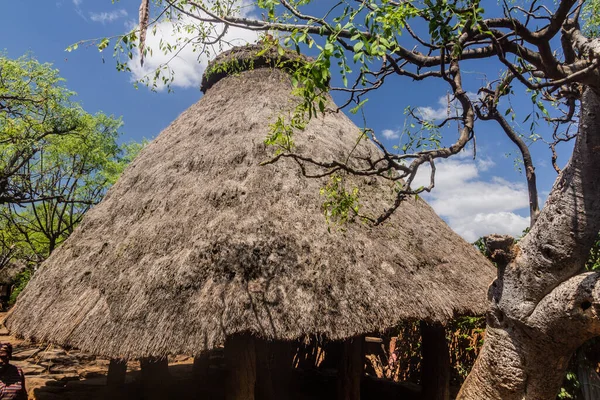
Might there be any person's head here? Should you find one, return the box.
[0,343,12,372]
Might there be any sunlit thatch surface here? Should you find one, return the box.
[7,46,495,359]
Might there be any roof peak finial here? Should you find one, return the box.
[200,43,310,93]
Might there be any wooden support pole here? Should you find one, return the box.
[336,336,364,400]
[192,352,211,383]
[140,357,170,399]
[225,333,257,400]
[420,321,450,400]
[256,339,294,400]
[107,358,127,387]
[192,352,211,396]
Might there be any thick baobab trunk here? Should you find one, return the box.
[458,88,600,399]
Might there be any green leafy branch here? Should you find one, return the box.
[320,173,361,227]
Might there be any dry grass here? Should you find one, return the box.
[7,46,495,359]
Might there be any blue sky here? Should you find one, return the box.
[1,1,573,242]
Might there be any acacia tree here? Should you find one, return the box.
[93,0,600,398]
[0,54,143,292]
[0,120,143,262]
[0,54,96,205]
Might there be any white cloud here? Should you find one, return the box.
[127,2,259,90]
[381,129,400,140]
[416,98,450,121]
[90,9,128,24]
[452,212,530,244]
[415,91,480,121]
[72,0,86,21]
[413,153,530,242]
[477,157,495,171]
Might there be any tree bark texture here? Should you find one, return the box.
[420,322,450,400]
[337,336,364,400]
[225,333,257,400]
[458,88,600,399]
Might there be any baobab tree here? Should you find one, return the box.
[96,0,600,398]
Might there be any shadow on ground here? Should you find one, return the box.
[32,363,423,400]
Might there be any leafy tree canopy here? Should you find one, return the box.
[0,54,144,266]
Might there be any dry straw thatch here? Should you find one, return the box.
[6,45,495,359]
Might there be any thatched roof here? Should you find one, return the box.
[6,45,495,359]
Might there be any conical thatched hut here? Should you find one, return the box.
[6,45,495,399]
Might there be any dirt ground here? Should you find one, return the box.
[0,313,422,400]
[0,312,165,399]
